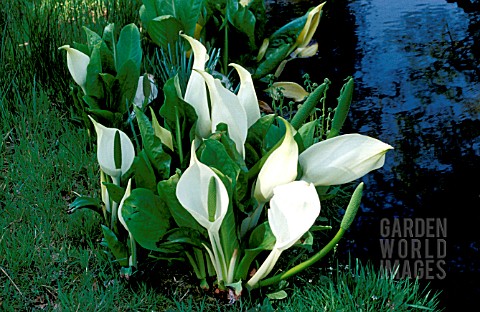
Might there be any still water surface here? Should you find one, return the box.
[267,0,480,309]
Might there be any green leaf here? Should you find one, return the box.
[159,77,198,165]
[201,138,241,184]
[72,41,89,56]
[133,150,157,193]
[99,73,116,89]
[248,221,275,250]
[157,172,206,235]
[103,182,125,203]
[253,8,310,79]
[253,43,291,79]
[102,23,115,51]
[85,108,123,127]
[235,221,275,280]
[85,43,104,99]
[101,225,129,266]
[162,0,204,37]
[162,227,206,247]
[147,16,184,50]
[297,120,317,150]
[115,23,142,73]
[135,107,172,179]
[139,0,163,28]
[246,119,285,180]
[115,59,140,113]
[266,290,288,300]
[83,26,103,52]
[227,0,256,47]
[121,188,172,251]
[245,114,275,167]
[67,196,102,215]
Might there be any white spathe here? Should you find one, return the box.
[196,70,248,158]
[88,116,135,181]
[117,178,132,232]
[181,33,211,138]
[59,45,90,94]
[176,144,229,233]
[254,117,298,203]
[269,181,320,250]
[176,143,230,281]
[299,133,394,186]
[133,74,159,109]
[230,63,261,128]
[246,181,320,288]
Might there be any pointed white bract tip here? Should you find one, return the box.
[59,44,89,94]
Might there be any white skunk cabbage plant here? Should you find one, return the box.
[176,143,231,283]
[65,6,394,298]
[88,116,135,184]
[181,34,260,159]
[59,45,89,94]
[247,181,320,288]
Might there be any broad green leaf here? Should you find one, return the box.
[162,0,204,37]
[253,6,310,79]
[103,182,126,203]
[157,172,206,235]
[249,221,275,250]
[139,0,163,28]
[72,42,89,56]
[235,221,275,280]
[115,59,140,113]
[227,0,256,47]
[203,131,249,202]
[102,23,115,51]
[201,138,240,184]
[115,23,142,73]
[85,43,104,99]
[85,108,123,127]
[135,107,172,179]
[99,73,115,89]
[245,114,275,166]
[83,26,103,52]
[297,120,317,150]
[101,225,129,266]
[147,16,184,50]
[133,150,157,193]
[162,227,206,247]
[121,188,172,251]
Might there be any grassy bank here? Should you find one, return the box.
[0,0,443,310]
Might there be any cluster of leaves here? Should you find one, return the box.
[63,0,393,300]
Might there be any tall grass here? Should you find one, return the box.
[0,0,141,105]
[0,0,444,310]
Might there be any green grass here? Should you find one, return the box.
[0,0,444,310]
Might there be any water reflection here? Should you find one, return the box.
[344,0,480,309]
[266,0,479,309]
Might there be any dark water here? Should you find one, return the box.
[267,0,480,310]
